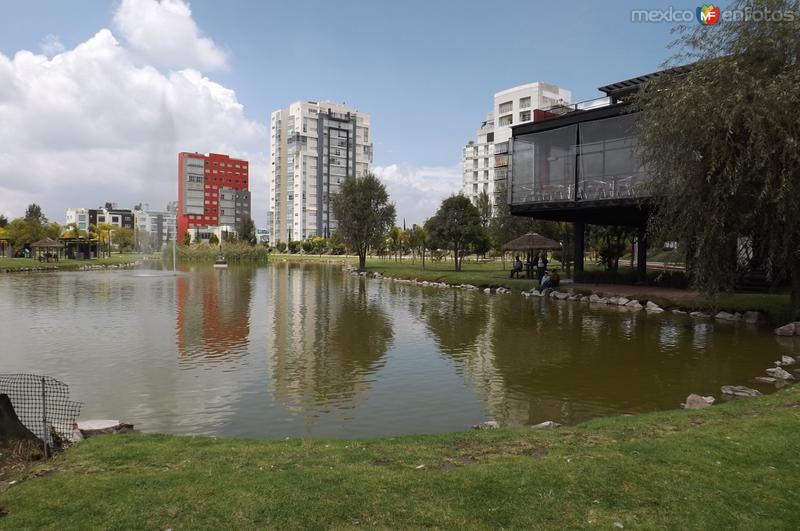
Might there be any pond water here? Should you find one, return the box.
[1,262,795,439]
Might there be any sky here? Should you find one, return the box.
[0,0,697,227]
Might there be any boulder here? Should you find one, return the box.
[555,291,570,300]
[754,376,776,384]
[714,311,738,321]
[521,291,531,298]
[780,355,796,366]
[645,301,664,313]
[530,290,544,297]
[775,323,796,336]
[721,385,762,397]
[672,309,688,314]
[589,294,602,303]
[616,297,630,306]
[531,421,561,429]
[543,288,555,297]
[690,311,711,318]
[77,420,135,438]
[473,420,500,430]
[684,394,715,409]
[743,311,761,324]
[625,300,644,310]
[483,288,491,294]
[765,367,795,380]
[607,296,619,305]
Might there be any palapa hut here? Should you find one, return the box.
[501,232,561,279]
[30,237,65,262]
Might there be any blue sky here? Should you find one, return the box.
[0,0,698,226]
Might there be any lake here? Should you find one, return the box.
[0,262,793,439]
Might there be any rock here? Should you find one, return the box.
[606,296,619,305]
[743,311,761,324]
[521,291,531,298]
[684,394,715,409]
[531,421,561,429]
[766,367,795,380]
[721,385,762,397]
[77,420,135,438]
[567,295,580,301]
[672,309,688,314]
[531,290,544,297]
[690,311,711,318]
[645,301,664,313]
[625,300,643,310]
[595,297,608,304]
[754,376,776,384]
[715,311,738,321]
[613,522,624,529]
[775,323,796,336]
[483,288,491,294]
[473,420,500,430]
[616,297,630,306]
[543,288,555,297]
[555,291,569,300]
[780,355,796,366]
[589,294,602,303]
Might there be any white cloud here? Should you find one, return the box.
[0,25,266,224]
[113,0,228,71]
[39,34,65,56]
[373,163,462,226]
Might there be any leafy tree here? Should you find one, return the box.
[330,173,396,271]
[24,204,47,224]
[5,218,43,249]
[0,214,8,228]
[488,182,541,250]
[407,225,427,267]
[636,0,800,306]
[388,226,403,262]
[288,240,301,253]
[472,227,492,258]
[475,189,492,228]
[301,240,314,253]
[42,222,62,240]
[425,195,482,271]
[114,227,134,252]
[311,236,327,255]
[275,241,287,253]
[183,231,192,246]
[64,222,85,240]
[208,233,220,246]
[238,214,257,246]
[589,225,635,271]
[222,230,237,243]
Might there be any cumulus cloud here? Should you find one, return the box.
[373,163,462,226]
[0,24,266,224]
[114,0,228,71]
[39,34,65,56]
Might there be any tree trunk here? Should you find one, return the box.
[791,253,800,314]
[358,251,366,272]
[422,248,425,269]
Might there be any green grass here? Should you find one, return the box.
[630,291,796,324]
[0,253,142,272]
[2,387,799,529]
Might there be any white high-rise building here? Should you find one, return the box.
[463,82,571,213]
[268,101,372,244]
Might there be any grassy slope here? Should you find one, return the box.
[0,254,141,271]
[2,387,799,529]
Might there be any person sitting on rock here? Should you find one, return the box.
[550,269,561,288]
[510,255,523,278]
[540,270,552,289]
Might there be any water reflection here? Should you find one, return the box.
[266,264,393,415]
[176,267,253,366]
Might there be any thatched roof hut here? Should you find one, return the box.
[501,232,561,252]
[30,237,65,261]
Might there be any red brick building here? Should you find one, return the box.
[177,152,251,242]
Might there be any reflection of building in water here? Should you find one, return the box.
[175,268,253,365]
[266,264,392,414]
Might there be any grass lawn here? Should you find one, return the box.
[0,254,142,272]
[1,386,799,529]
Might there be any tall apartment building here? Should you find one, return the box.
[177,152,251,242]
[462,82,571,212]
[268,101,372,244]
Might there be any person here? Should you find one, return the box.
[537,253,548,284]
[510,255,523,278]
[550,269,561,288]
[540,270,552,289]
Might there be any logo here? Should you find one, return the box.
[697,4,721,25]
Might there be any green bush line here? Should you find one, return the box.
[162,243,269,263]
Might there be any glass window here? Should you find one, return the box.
[499,101,513,113]
[520,97,531,109]
[578,114,646,200]
[511,124,577,204]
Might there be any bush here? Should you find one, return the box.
[574,269,690,289]
[288,241,301,254]
[162,242,269,264]
[276,242,287,253]
[301,240,314,253]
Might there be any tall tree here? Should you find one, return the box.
[114,227,134,252]
[475,189,492,229]
[238,214,257,246]
[488,182,541,250]
[24,204,47,224]
[0,214,8,228]
[330,173,396,271]
[636,0,800,307]
[425,195,482,271]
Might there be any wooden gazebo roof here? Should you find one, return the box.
[501,232,561,252]
[30,237,64,249]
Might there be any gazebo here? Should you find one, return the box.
[30,237,65,262]
[501,232,562,279]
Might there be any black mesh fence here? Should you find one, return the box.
[0,374,83,452]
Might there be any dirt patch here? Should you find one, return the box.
[372,458,391,467]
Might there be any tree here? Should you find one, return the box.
[275,241,287,253]
[183,231,192,246]
[43,222,62,240]
[475,189,492,228]
[301,239,314,253]
[488,182,541,250]
[589,225,635,271]
[636,0,800,306]
[24,204,47,224]
[114,227,134,252]
[425,195,482,271]
[407,225,427,267]
[388,226,403,262]
[94,223,114,258]
[330,173,396,271]
[0,214,7,228]
[208,233,220,246]
[5,218,43,250]
[238,214,257,246]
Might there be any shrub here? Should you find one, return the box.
[573,269,689,289]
